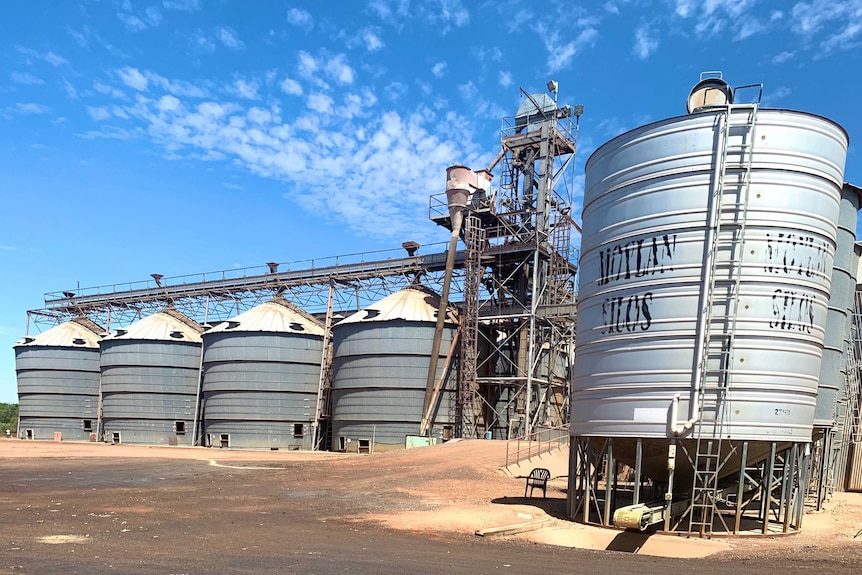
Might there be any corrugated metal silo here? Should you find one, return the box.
[14,318,103,441]
[331,285,458,452]
[572,107,848,481]
[200,297,325,450]
[815,183,861,426]
[99,308,203,445]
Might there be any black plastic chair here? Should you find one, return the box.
[524,467,551,498]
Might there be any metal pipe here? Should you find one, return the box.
[664,440,676,532]
[762,442,777,534]
[190,296,210,446]
[422,210,464,431]
[674,111,728,435]
[604,438,614,526]
[733,441,749,534]
[633,438,643,506]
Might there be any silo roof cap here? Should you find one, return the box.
[103,308,203,343]
[338,285,459,325]
[205,298,324,336]
[15,317,104,348]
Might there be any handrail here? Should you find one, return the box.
[504,423,570,468]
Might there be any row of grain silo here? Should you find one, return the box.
[14,285,458,452]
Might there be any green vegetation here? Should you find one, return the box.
[0,403,18,435]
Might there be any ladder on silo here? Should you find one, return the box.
[690,99,760,536]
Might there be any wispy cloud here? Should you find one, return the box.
[216,27,244,50]
[11,72,44,85]
[13,103,49,114]
[324,54,355,85]
[287,8,313,28]
[117,67,149,91]
[633,24,658,59]
[431,61,447,78]
[230,78,259,99]
[82,68,485,241]
[280,77,303,96]
[772,50,795,64]
[363,29,384,51]
[118,5,163,32]
[0,245,17,251]
[163,0,201,11]
[499,70,512,87]
[538,23,599,72]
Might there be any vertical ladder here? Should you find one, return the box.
[312,281,335,450]
[459,214,485,438]
[690,101,759,535]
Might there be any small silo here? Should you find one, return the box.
[14,317,103,441]
[99,308,203,445]
[200,297,325,450]
[331,285,458,452]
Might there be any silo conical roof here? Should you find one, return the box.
[338,285,458,325]
[103,308,203,343]
[16,317,104,348]
[205,297,324,336]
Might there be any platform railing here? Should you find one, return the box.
[504,424,570,468]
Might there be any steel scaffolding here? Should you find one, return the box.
[429,87,580,439]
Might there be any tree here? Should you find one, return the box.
[0,403,19,435]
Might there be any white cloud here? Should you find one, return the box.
[85,67,485,241]
[772,50,795,64]
[231,79,259,99]
[44,52,67,66]
[431,61,447,78]
[324,54,355,85]
[14,103,49,114]
[286,8,313,27]
[216,27,244,50]
[118,6,163,31]
[499,71,512,87]
[191,30,216,53]
[539,25,599,72]
[163,0,201,11]
[363,29,384,51]
[307,93,334,114]
[633,24,658,59]
[157,95,182,113]
[11,72,43,85]
[94,81,127,99]
[736,18,766,40]
[118,67,149,91]
[297,51,318,78]
[281,77,303,96]
[821,21,862,52]
[87,106,111,121]
[437,0,470,29]
[62,79,78,98]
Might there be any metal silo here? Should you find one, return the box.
[567,76,849,535]
[14,318,103,441]
[99,308,203,445]
[331,285,458,452]
[200,298,325,450]
[815,183,861,426]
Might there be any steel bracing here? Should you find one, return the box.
[430,88,580,439]
[26,245,468,334]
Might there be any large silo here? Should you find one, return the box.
[814,183,861,427]
[200,297,325,450]
[99,308,203,445]
[331,285,458,452]
[567,78,848,534]
[14,318,103,441]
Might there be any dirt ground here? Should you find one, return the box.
[1,438,861,574]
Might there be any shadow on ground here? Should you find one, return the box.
[491,496,568,520]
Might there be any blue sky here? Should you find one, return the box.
[1,0,860,402]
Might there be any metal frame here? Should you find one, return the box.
[430,87,580,440]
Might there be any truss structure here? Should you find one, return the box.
[26,245,468,335]
[430,88,581,439]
